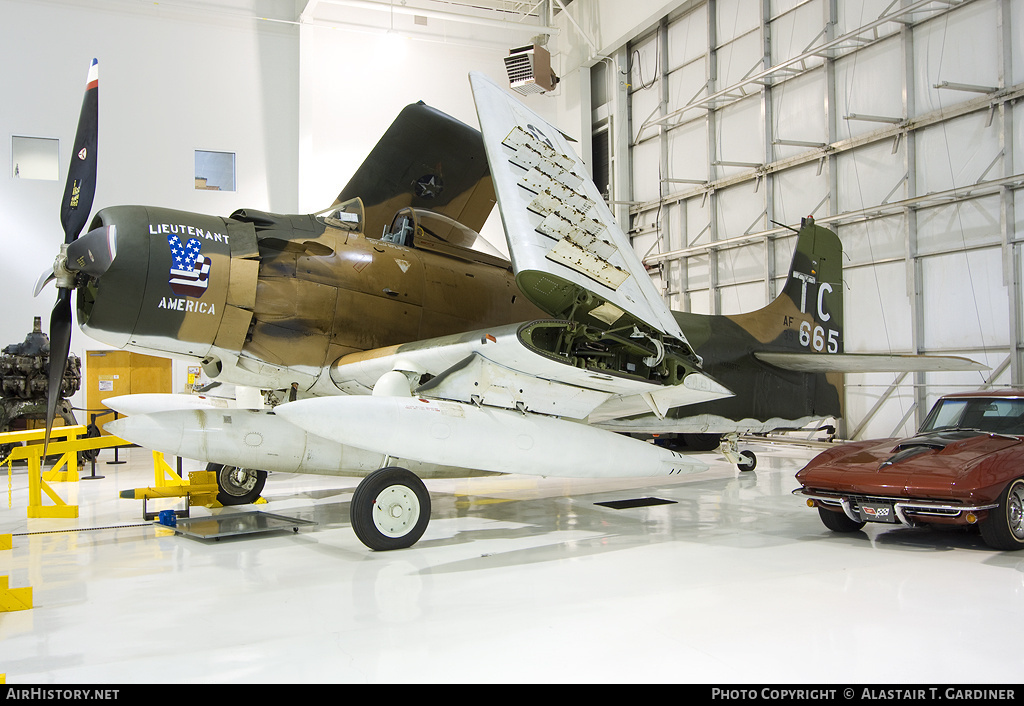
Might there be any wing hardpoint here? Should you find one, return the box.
[334,101,496,244]
[470,71,686,344]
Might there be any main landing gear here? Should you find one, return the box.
[718,434,757,472]
[350,466,431,551]
[209,463,268,506]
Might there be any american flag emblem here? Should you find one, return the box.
[167,234,210,298]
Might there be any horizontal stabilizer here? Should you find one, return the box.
[755,351,988,373]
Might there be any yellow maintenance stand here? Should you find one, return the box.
[2,425,130,518]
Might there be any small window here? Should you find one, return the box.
[12,136,59,180]
[195,150,235,191]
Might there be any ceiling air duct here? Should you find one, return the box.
[504,44,558,96]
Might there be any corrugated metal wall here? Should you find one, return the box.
[606,0,1022,438]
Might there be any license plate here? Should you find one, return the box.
[859,502,898,523]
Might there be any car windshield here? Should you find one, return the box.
[919,397,1024,435]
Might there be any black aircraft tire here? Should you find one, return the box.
[979,478,1024,551]
[351,467,430,551]
[211,463,268,506]
[682,433,722,452]
[79,423,102,463]
[737,450,757,472]
[818,506,866,533]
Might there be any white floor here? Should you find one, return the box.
[2,441,1022,684]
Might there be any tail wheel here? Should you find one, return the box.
[210,463,267,506]
[980,478,1024,551]
[351,467,430,551]
[737,450,757,472]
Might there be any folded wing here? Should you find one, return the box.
[469,71,688,346]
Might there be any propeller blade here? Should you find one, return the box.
[44,288,73,452]
[33,268,56,297]
[59,58,98,245]
[65,224,116,278]
[44,59,100,450]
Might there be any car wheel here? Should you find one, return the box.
[979,478,1024,551]
[817,506,866,532]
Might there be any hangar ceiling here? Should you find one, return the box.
[88,0,563,43]
[299,0,560,42]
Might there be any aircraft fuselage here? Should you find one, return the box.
[79,204,544,396]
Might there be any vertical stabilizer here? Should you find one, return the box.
[736,216,844,355]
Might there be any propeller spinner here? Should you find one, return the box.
[37,58,109,449]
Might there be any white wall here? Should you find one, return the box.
[1,0,301,410]
[298,23,509,211]
[296,17,560,248]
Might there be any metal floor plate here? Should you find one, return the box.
[164,511,317,540]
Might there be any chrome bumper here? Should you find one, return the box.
[793,487,998,525]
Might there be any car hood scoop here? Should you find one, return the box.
[879,430,1017,470]
[879,443,940,469]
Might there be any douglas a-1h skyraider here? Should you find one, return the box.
[36,63,983,549]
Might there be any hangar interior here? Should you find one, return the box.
[2,0,1023,684]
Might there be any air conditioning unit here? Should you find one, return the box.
[503,44,558,95]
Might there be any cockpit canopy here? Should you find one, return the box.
[378,207,509,267]
[319,199,509,268]
[322,197,365,232]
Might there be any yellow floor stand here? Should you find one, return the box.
[0,575,33,612]
[0,426,130,519]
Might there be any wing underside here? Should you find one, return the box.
[330,323,732,423]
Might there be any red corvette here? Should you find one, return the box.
[794,390,1024,550]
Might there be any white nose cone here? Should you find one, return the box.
[276,396,706,479]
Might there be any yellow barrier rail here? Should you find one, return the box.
[2,426,130,519]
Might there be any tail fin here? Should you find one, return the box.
[730,216,845,356]
[334,102,496,244]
